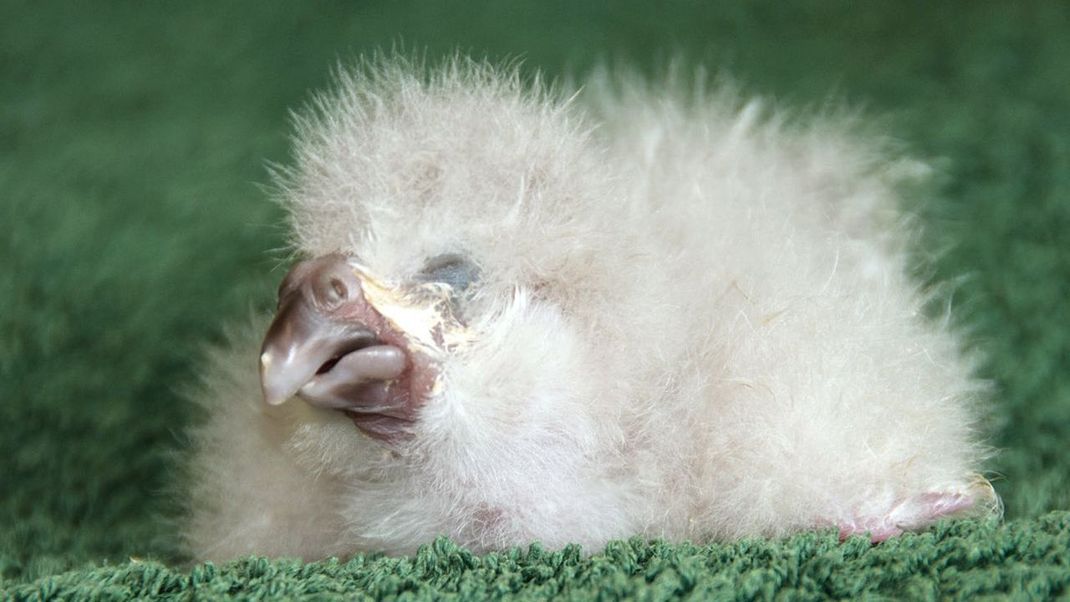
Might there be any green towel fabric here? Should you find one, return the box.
[2,2,1068,599]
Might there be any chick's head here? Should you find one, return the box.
[262,62,667,482]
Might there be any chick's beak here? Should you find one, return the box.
[258,255,407,407]
[259,298,374,406]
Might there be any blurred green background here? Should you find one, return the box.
[2,0,1068,585]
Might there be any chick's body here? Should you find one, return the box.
[186,61,996,561]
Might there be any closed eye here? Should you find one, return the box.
[417,253,479,293]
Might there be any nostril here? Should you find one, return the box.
[329,278,348,300]
[317,277,346,307]
[316,269,358,309]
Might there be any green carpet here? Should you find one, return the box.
[2,2,1068,599]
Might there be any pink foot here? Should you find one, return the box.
[837,490,978,543]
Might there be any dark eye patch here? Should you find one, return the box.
[417,253,479,293]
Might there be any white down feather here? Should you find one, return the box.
[185,58,997,561]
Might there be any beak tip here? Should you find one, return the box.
[259,351,295,406]
[264,392,291,406]
[261,380,296,406]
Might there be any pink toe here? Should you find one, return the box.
[917,492,975,519]
[836,489,981,543]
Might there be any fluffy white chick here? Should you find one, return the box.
[185,58,998,562]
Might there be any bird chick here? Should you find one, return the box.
[185,59,999,562]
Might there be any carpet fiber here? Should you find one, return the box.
[2,2,1068,599]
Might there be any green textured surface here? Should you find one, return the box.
[2,2,1068,599]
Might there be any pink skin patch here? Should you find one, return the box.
[837,491,977,543]
[259,254,439,443]
[329,283,440,440]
